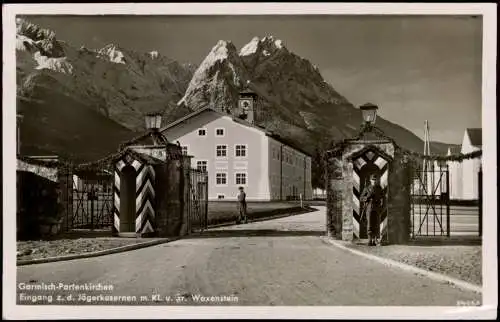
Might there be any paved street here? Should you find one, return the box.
[17,207,481,306]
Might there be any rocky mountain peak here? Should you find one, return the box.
[97,43,126,64]
[178,39,245,107]
[17,18,56,42]
[16,18,197,135]
[208,40,239,63]
[239,35,285,58]
[16,18,65,58]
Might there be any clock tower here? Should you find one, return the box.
[238,83,258,124]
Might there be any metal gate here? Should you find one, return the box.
[187,168,208,232]
[71,169,114,229]
[410,162,450,238]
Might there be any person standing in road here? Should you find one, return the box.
[236,186,248,224]
[360,173,384,246]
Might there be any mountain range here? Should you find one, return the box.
[15,18,455,184]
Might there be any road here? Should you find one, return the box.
[17,207,481,306]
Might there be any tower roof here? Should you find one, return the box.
[240,80,257,96]
[466,128,482,147]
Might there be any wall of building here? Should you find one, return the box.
[461,158,481,200]
[268,137,313,201]
[448,161,463,199]
[163,111,268,201]
[17,159,70,239]
[461,133,482,200]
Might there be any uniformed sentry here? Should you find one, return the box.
[236,186,248,224]
[360,173,384,246]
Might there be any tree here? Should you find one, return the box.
[311,146,326,189]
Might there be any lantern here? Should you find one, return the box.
[144,112,162,131]
[360,103,379,126]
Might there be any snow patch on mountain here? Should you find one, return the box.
[149,50,159,59]
[98,44,126,64]
[263,50,270,57]
[208,40,230,62]
[16,35,36,51]
[239,37,260,56]
[33,51,74,74]
[259,36,283,49]
[228,62,240,86]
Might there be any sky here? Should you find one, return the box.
[23,15,483,145]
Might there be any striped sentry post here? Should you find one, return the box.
[113,161,125,234]
[113,157,156,235]
[352,149,390,242]
[135,164,156,234]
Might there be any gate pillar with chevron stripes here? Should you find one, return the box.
[112,144,191,238]
[350,146,391,242]
[113,150,161,237]
[327,138,412,245]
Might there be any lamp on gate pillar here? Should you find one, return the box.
[360,103,379,127]
[144,112,168,146]
[145,112,162,132]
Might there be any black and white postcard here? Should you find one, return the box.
[2,3,497,320]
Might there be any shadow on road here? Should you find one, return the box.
[184,229,325,239]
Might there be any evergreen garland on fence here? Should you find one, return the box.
[324,123,482,163]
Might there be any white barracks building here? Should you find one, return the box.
[161,90,313,201]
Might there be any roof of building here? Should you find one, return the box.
[161,107,312,157]
[466,128,482,147]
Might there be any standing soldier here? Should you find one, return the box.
[236,186,248,224]
[360,173,384,246]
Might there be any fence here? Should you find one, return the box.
[410,164,450,238]
[66,169,114,230]
[410,164,481,238]
[186,168,208,232]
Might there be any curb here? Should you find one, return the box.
[17,238,177,266]
[321,237,483,294]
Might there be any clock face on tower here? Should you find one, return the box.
[239,99,252,111]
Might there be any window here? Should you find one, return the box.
[182,146,188,155]
[235,173,247,185]
[217,194,225,200]
[196,160,207,172]
[235,145,247,157]
[216,173,227,185]
[215,128,225,136]
[216,145,227,157]
[198,129,206,136]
